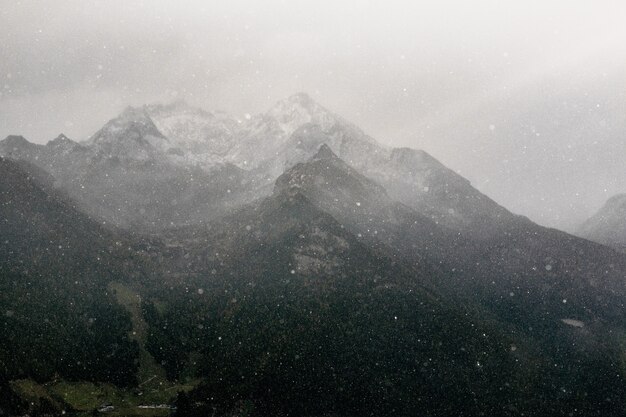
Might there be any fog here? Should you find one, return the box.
[1,0,625,230]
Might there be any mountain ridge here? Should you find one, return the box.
[578,193,626,251]
[1,93,519,233]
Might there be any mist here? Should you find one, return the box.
[1,0,625,229]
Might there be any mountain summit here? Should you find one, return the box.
[88,106,170,160]
[265,92,333,137]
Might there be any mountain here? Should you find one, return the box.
[0,157,140,406]
[142,146,626,416]
[5,95,626,325]
[0,94,519,234]
[0,135,42,161]
[0,127,251,231]
[144,173,536,417]
[4,89,626,415]
[370,146,514,235]
[578,194,626,251]
[273,145,626,332]
[229,92,380,171]
[273,144,461,266]
[225,93,515,234]
[87,106,171,161]
[146,100,239,165]
[46,133,84,153]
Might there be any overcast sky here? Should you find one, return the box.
[1,0,625,230]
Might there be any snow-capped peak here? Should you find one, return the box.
[88,106,166,145]
[85,106,170,161]
[145,100,238,160]
[265,92,335,137]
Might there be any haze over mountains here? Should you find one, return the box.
[2,93,626,416]
[4,1,626,233]
[578,194,626,252]
[0,93,513,233]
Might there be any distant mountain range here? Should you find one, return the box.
[578,194,626,252]
[0,93,513,233]
[1,94,626,416]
